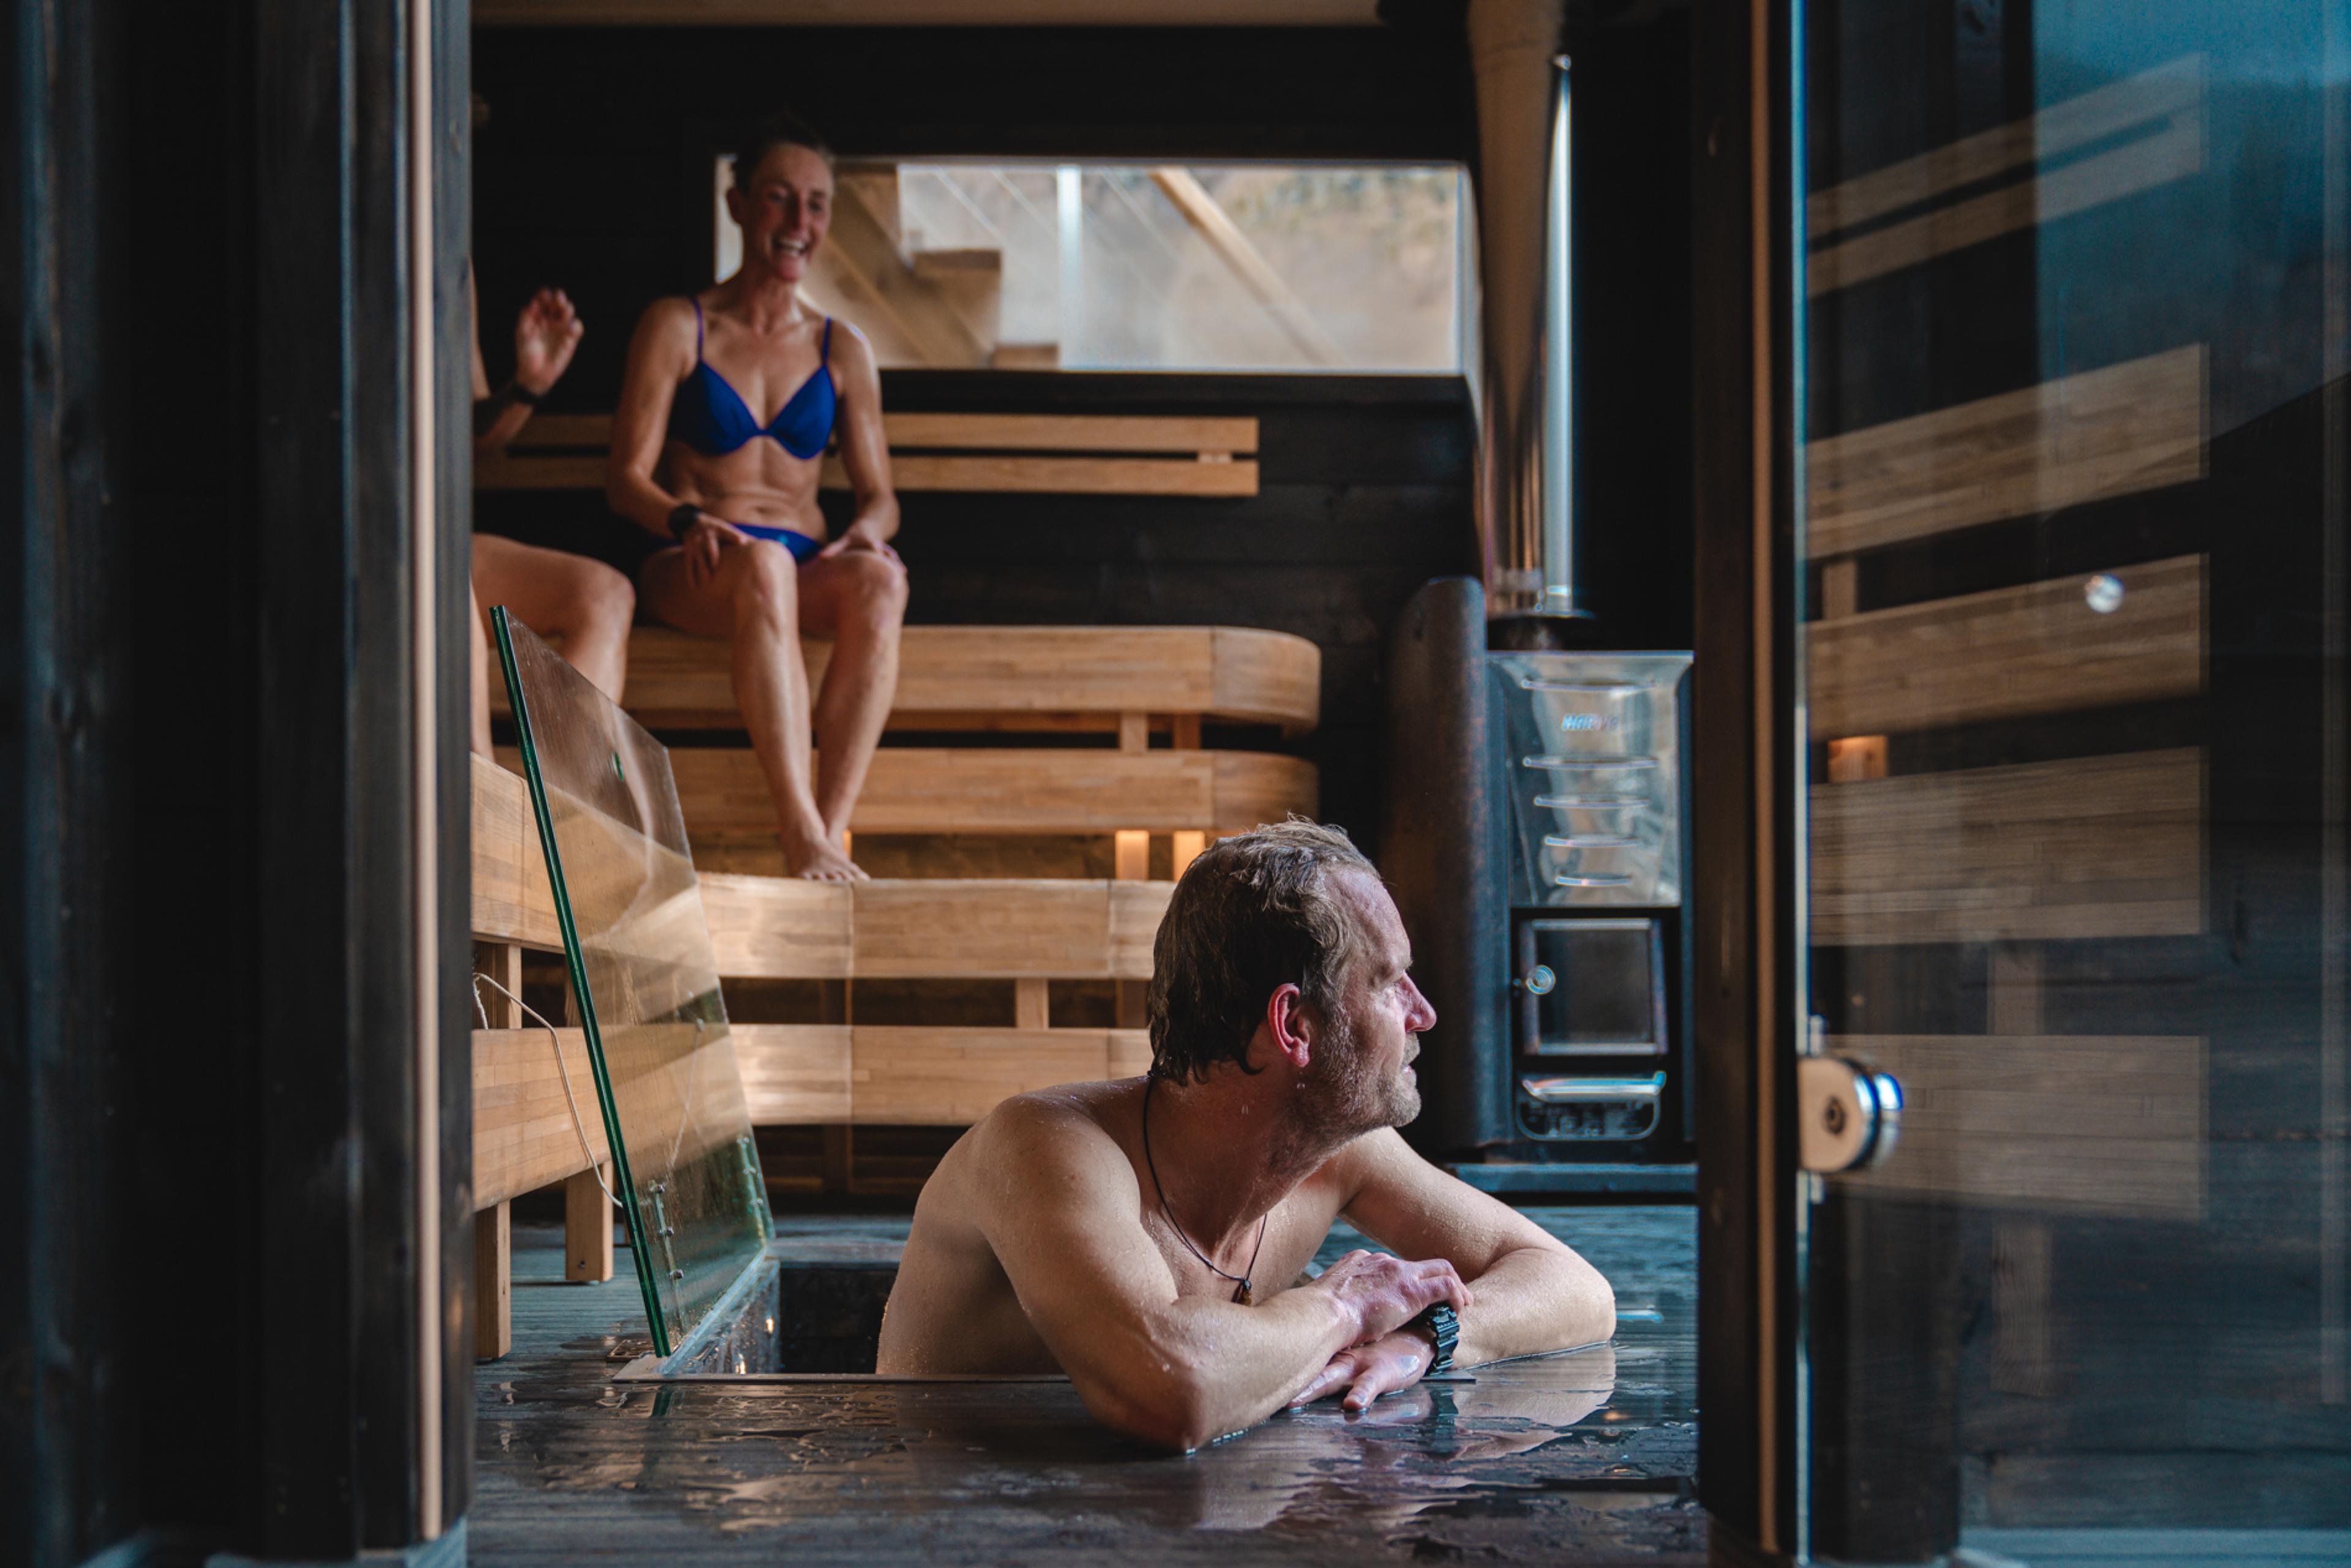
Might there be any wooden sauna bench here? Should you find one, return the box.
[467,753,1175,1351]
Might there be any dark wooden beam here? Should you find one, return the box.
[1689,0,1799,1558]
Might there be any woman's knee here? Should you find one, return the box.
[841,549,910,625]
[580,563,636,632]
[732,539,801,625]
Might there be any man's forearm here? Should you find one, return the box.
[1452,1245,1614,1368]
[1130,1288,1360,1449]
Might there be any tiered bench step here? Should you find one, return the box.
[627,623,1320,735]
[469,756,1171,1147]
[476,410,1262,498]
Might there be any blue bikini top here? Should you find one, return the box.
[668,301,836,460]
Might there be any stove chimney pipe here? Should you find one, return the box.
[1468,0,1585,634]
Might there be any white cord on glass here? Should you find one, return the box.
[471,970,618,1209]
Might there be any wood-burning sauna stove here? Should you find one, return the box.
[1384,580,1695,1194]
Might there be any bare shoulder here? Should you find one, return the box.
[969,1080,1136,1186]
[626,295,700,359]
[827,315,883,386]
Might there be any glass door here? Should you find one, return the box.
[1793,2,2350,1562]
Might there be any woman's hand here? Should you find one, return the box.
[514,287,583,396]
[816,520,902,565]
[680,514,748,589]
[1286,1330,1437,1413]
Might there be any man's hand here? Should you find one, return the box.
[1294,1249,1470,1347]
[1288,1329,1435,1412]
[513,287,583,396]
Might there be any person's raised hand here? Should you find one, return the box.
[513,287,583,396]
[681,514,746,590]
[1296,1249,1470,1349]
[1287,1330,1435,1413]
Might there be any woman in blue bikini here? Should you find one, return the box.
[608,113,904,882]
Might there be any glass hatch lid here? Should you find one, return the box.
[493,609,770,1357]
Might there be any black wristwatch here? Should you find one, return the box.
[667,503,701,541]
[1407,1303,1459,1375]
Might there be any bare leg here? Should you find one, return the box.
[797,547,910,841]
[471,533,636,703]
[639,537,857,881]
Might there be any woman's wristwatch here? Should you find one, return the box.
[1406,1304,1459,1375]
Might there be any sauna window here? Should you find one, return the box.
[714,159,1469,373]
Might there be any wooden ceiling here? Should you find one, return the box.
[474,0,1382,26]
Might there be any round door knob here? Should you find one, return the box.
[1518,964,1556,996]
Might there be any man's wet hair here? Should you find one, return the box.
[1146,819,1379,1086]
[732,111,834,188]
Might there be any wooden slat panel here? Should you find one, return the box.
[470,754,561,948]
[1109,882,1176,977]
[739,1025,1155,1126]
[852,879,1112,978]
[848,1026,1148,1125]
[694,874,1171,980]
[1806,346,2206,559]
[699,872,852,978]
[1808,554,2205,737]
[822,452,1260,496]
[1211,626,1322,733]
[1807,56,2203,241]
[478,452,1261,497]
[477,758,1174,978]
[481,414,1262,496]
[882,413,1256,454]
[1831,1034,2205,1220]
[619,624,1319,732]
[1809,110,2203,297]
[1810,749,2203,945]
[666,746,1317,835]
[734,1022,852,1123]
[477,0,1384,25]
[473,1025,608,1207]
[500,411,1257,454]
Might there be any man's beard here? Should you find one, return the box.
[1294,1008,1422,1143]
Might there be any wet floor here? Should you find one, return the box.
[473,1206,1701,1565]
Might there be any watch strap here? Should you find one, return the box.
[1409,1302,1459,1375]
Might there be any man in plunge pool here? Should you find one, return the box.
[877,820,1616,1452]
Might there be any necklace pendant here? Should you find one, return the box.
[1234,1279,1253,1307]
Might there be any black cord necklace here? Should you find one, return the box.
[1141,1075,1268,1305]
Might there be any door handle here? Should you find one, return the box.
[1797,1054,1902,1173]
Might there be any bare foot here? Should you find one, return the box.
[785,833,867,882]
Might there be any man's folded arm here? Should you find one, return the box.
[970,1100,1461,1451]
[1338,1128,1616,1367]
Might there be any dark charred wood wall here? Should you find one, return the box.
[470,17,1695,844]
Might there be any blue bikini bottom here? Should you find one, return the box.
[735,523,822,563]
